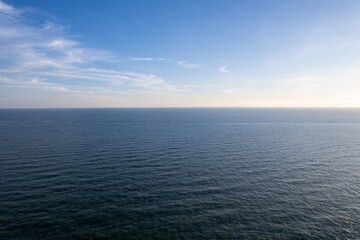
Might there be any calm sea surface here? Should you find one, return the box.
[1,108,360,239]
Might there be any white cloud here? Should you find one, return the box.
[130,57,200,69]
[219,65,229,73]
[0,1,15,15]
[42,20,65,31]
[0,0,179,97]
[176,60,200,69]
[130,57,166,61]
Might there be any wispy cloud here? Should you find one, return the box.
[130,57,166,61]
[130,57,201,69]
[0,0,179,96]
[0,0,15,15]
[176,60,200,69]
[219,65,229,73]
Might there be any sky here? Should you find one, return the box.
[0,0,360,108]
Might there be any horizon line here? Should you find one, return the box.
[1,106,360,110]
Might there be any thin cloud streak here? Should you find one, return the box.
[130,57,201,69]
[176,60,201,69]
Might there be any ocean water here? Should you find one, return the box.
[1,108,360,239]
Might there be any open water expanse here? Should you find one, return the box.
[1,108,360,239]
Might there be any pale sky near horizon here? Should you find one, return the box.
[1,0,360,108]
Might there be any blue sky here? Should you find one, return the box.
[1,0,360,107]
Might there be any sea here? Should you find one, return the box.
[1,108,360,239]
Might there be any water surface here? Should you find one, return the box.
[1,108,360,239]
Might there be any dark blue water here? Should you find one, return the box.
[1,108,360,239]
